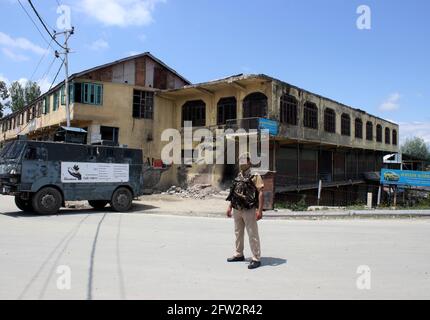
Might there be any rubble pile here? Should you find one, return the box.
[162,184,226,199]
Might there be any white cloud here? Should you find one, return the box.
[379,92,401,111]
[1,48,29,61]
[398,121,430,145]
[0,31,47,56]
[88,38,109,50]
[78,0,165,27]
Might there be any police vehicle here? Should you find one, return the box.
[0,137,151,214]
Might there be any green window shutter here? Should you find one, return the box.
[69,83,74,103]
[96,84,103,105]
[61,86,66,105]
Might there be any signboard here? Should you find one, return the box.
[258,118,279,136]
[383,153,402,164]
[380,169,430,187]
[61,162,129,183]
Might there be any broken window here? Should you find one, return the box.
[341,113,351,136]
[280,94,298,125]
[217,97,237,125]
[385,127,390,144]
[355,118,363,139]
[304,102,318,129]
[182,100,206,127]
[100,126,119,144]
[324,108,336,133]
[392,130,398,145]
[376,124,382,142]
[243,92,268,119]
[366,121,373,141]
[133,90,154,119]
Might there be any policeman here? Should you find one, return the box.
[226,153,264,270]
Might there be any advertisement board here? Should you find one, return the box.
[61,162,129,183]
[380,169,430,187]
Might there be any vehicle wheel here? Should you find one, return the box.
[111,187,133,212]
[88,200,109,210]
[15,195,34,212]
[32,187,62,215]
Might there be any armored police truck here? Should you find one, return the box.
[0,138,147,214]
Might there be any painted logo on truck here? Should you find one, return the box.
[61,162,129,183]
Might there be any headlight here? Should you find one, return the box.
[9,169,17,175]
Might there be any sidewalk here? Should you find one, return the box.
[136,194,430,219]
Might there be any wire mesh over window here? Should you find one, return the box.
[324,108,336,133]
[217,97,237,125]
[280,94,298,125]
[133,90,154,119]
[366,121,373,141]
[376,124,382,142]
[304,102,318,129]
[385,127,391,144]
[355,118,363,139]
[182,100,206,127]
[392,130,398,145]
[341,113,351,136]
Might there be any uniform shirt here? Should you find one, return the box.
[238,168,265,191]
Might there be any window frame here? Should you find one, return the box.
[324,108,336,133]
[182,100,206,127]
[133,89,154,119]
[280,94,298,125]
[217,97,237,125]
[366,121,373,141]
[341,113,351,136]
[303,102,318,129]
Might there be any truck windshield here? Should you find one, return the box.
[0,141,25,160]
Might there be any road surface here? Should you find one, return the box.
[0,195,429,300]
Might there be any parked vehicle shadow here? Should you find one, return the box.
[1,202,159,218]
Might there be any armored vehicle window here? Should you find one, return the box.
[24,145,47,161]
[2,141,25,160]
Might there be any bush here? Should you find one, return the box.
[275,195,308,212]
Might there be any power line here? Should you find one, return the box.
[48,60,65,91]
[27,0,66,50]
[29,39,53,83]
[40,57,57,85]
[16,0,52,49]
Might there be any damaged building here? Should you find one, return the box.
[0,53,399,206]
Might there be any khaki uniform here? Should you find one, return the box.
[233,170,264,262]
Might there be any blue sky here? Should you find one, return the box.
[0,0,429,143]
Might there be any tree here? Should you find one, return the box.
[401,137,430,160]
[8,80,41,113]
[0,80,9,118]
[24,81,41,106]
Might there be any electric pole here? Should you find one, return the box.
[55,27,74,128]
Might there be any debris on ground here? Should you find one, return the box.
[161,184,229,199]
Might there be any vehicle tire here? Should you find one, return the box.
[88,200,109,210]
[15,195,34,212]
[111,187,133,212]
[32,187,62,215]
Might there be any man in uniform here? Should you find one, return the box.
[226,153,264,270]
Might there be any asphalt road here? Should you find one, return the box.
[0,195,430,300]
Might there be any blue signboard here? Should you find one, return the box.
[258,118,279,136]
[380,169,430,187]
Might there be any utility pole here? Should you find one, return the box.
[55,27,74,128]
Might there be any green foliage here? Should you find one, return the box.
[275,195,308,211]
[8,80,41,113]
[401,137,430,161]
[0,80,9,118]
